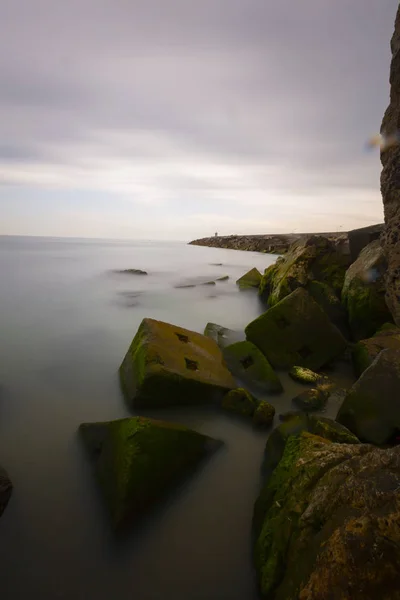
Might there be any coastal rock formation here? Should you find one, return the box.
[341,240,392,340]
[80,417,221,528]
[348,223,384,261]
[380,4,400,326]
[236,267,262,289]
[245,288,347,370]
[352,323,400,376]
[336,348,400,444]
[292,384,333,412]
[119,318,236,408]
[222,388,256,417]
[223,340,283,394]
[0,466,12,518]
[253,432,400,600]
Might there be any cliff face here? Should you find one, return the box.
[380,4,400,326]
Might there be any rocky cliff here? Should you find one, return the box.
[381,4,400,326]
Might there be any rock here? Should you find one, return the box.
[223,340,283,394]
[306,279,348,335]
[216,275,229,281]
[203,322,244,349]
[222,388,256,417]
[253,401,276,427]
[292,383,333,412]
[348,223,385,261]
[380,5,400,327]
[341,240,392,341]
[201,280,216,286]
[245,288,347,370]
[352,325,400,376]
[236,267,262,289]
[80,417,221,528]
[336,348,400,444]
[116,268,148,275]
[259,235,349,307]
[253,432,400,600]
[0,466,12,518]
[119,318,236,408]
[288,366,327,384]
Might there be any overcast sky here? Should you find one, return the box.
[0,0,398,240]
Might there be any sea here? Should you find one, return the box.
[0,236,353,600]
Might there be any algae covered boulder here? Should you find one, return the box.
[80,417,221,528]
[292,386,330,412]
[203,322,244,349]
[253,401,275,428]
[259,235,349,306]
[236,267,262,289]
[119,318,236,408]
[222,388,256,417]
[342,240,393,341]
[288,365,326,384]
[337,348,400,444]
[223,340,283,394]
[245,288,347,370]
[352,324,400,376]
[0,466,12,518]
[254,432,400,600]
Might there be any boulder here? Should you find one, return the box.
[253,401,276,427]
[336,348,400,444]
[80,417,221,528]
[236,267,262,289]
[380,4,400,327]
[119,318,236,408]
[348,223,384,261]
[352,325,400,376]
[292,385,331,412]
[0,466,12,518]
[245,288,347,370]
[259,235,349,307]
[203,322,244,349]
[253,432,400,600]
[288,366,327,384]
[222,388,256,417]
[223,340,283,394]
[341,240,393,340]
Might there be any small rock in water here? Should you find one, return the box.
[289,366,327,384]
[253,401,276,427]
[116,269,148,276]
[216,275,229,282]
[222,388,257,417]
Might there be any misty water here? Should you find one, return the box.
[0,236,354,600]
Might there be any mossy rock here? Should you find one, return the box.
[236,267,262,289]
[342,240,393,341]
[352,326,400,376]
[259,236,349,306]
[222,388,256,417]
[203,322,244,349]
[216,275,229,282]
[288,365,326,384]
[306,279,348,334]
[337,348,400,444]
[119,318,236,408]
[253,432,400,599]
[80,417,221,528]
[292,387,329,412]
[253,401,276,427]
[223,340,283,394]
[245,288,347,370]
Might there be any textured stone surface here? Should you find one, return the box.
[223,340,283,394]
[254,432,400,600]
[253,401,276,427]
[236,267,262,289]
[288,366,327,384]
[342,240,392,340]
[203,322,244,349]
[119,318,236,408]
[80,417,221,528]
[337,348,400,444]
[380,4,400,326]
[348,223,384,261]
[222,388,257,417]
[352,324,400,376]
[245,288,347,370]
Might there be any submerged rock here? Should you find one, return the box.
[292,385,331,412]
[337,348,400,444]
[341,240,392,340]
[253,401,276,428]
[216,275,229,281]
[80,417,221,528]
[236,268,262,289]
[223,340,283,394]
[116,268,148,275]
[352,324,400,376]
[0,466,12,518]
[245,288,347,370]
[288,366,327,384]
[254,432,400,600]
[119,318,236,408]
[222,388,256,417]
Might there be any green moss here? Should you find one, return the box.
[80,417,221,528]
[352,341,372,377]
[289,366,324,384]
[376,322,398,334]
[342,278,392,341]
[236,268,262,289]
[253,401,276,427]
[222,388,256,417]
[223,340,283,393]
[293,387,329,412]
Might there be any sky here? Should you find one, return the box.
[0,0,399,241]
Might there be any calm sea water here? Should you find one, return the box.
[0,236,352,600]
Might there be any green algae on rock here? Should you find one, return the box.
[292,385,331,412]
[341,240,393,341]
[203,322,244,349]
[80,416,221,528]
[253,401,275,427]
[236,267,262,289]
[216,275,229,281]
[119,318,236,408]
[222,388,256,417]
[352,325,400,376]
[223,340,283,394]
[337,348,400,445]
[288,365,326,384]
[245,288,347,370]
[253,431,400,600]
